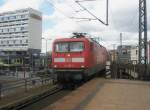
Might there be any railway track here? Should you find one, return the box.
[0,85,63,110]
[0,76,101,110]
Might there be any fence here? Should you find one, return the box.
[110,62,150,80]
[0,77,54,99]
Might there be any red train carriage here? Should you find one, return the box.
[52,34,109,85]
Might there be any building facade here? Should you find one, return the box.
[148,41,150,64]
[0,8,42,71]
[117,45,131,64]
[109,50,118,62]
[130,46,138,64]
[0,8,42,51]
[116,44,150,64]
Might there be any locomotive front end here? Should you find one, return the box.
[52,41,86,69]
[52,38,89,84]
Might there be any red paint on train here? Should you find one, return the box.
[51,36,109,84]
[52,37,108,70]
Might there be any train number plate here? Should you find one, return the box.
[65,58,72,62]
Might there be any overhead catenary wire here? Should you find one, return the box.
[70,17,97,20]
[45,0,109,24]
[44,0,92,35]
[74,0,109,25]
[44,0,109,40]
[61,0,82,14]
[76,0,97,2]
[45,0,87,22]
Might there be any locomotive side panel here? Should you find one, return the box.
[84,40,108,76]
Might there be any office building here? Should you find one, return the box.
[0,8,42,71]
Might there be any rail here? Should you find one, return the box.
[0,85,62,110]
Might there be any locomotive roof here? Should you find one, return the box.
[54,37,87,42]
[54,37,106,49]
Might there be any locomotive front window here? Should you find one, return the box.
[70,42,84,52]
[55,43,69,52]
[55,42,84,52]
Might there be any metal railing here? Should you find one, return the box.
[110,62,150,80]
[0,77,54,99]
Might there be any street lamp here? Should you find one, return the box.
[42,38,52,70]
[42,38,52,53]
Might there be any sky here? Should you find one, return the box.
[0,0,150,52]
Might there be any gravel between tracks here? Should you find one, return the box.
[0,84,53,106]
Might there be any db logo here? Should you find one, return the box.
[65,58,72,62]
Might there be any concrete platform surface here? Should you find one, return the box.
[44,78,150,110]
[84,80,150,110]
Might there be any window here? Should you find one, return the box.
[3,28,8,33]
[16,27,20,31]
[9,28,14,32]
[0,17,4,21]
[55,42,84,52]
[22,44,28,46]
[17,15,21,19]
[21,15,25,18]
[70,42,84,52]
[10,16,16,20]
[55,42,68,52]
[26,39,28,43]
[25,14,28,18]
[20,27,25,31]
[122,49,127,55]
[0,29,3,33]
[14,28,16,31]
[20,40,22,44]
[4,17,8,21]
[136,50,138,55]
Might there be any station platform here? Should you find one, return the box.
[44,78,150,110]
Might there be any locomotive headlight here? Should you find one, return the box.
[81,65,85,68]
[54,65,57,68]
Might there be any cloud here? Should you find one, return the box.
[0,0,150,52]
[0,0,43,12]
[43,0,149,47]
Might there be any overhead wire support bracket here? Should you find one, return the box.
[70,17,97,21]
[74,0,109,26]
[76,0,98,2]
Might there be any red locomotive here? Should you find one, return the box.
[52,33,109,85]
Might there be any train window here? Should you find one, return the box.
[122,49,127,54]
[70,42,84,52]
[55,43,69,52]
